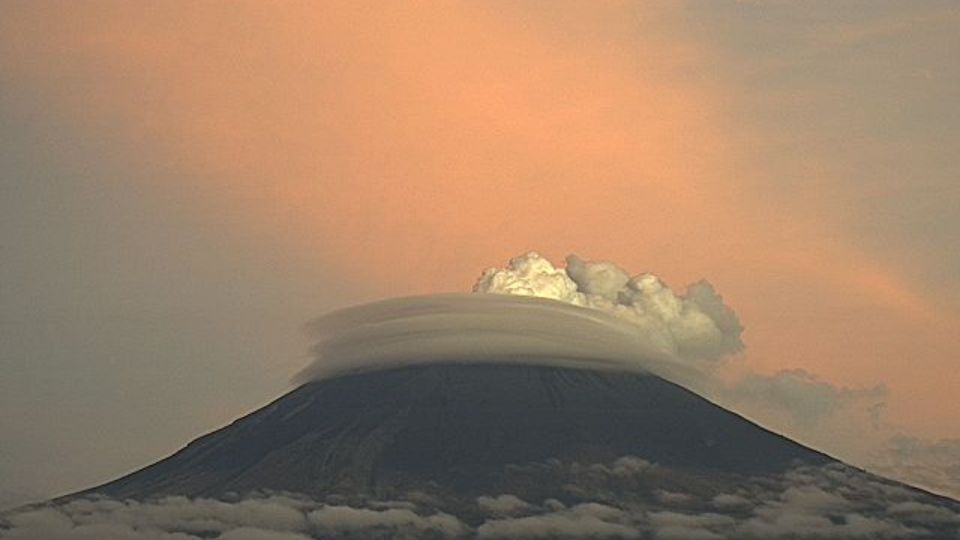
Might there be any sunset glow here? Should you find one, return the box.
[2,1,958,504]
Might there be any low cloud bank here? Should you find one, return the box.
[3,459,957,539]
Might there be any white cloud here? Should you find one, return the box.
[0,494,317,540]
[477,503,638,539]
[648,511,735,539]
[737,507,914,538]
[608,456,653,477]
[476,495,531,517]
[307,506,467,538]
[0,505,200,540]
[732,467,926,539]
[0,495,469,540]
[474,253,744,362]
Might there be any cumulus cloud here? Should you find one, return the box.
[0,494,311,540]
[0,494,469,540]
[608,456,653,477]
[735,484,911,539]
[474,253,744,362]
[473,459,956,539]
[477,502,638,539]
[308,506,467,539]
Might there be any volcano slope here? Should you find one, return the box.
[6,363,960,539]
[89,363,832,499]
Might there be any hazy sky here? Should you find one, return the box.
[1,1,958,503]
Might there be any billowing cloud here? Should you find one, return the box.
[474,253,744,362]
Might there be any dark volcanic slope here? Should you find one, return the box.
[86,363,833,500]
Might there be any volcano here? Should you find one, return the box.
[87,363,832,500]
[46,362,958,540]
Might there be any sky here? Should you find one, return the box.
[1,1,958,505]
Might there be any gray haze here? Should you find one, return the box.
[691,0,960,308]
[0,94,359,504]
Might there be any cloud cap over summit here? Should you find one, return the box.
[298,253,744,384]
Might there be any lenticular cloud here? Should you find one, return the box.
[296,253,743,384]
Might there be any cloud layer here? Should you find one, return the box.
[295,293,703,386]
[3,458,957,539]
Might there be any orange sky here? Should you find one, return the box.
[2,1,957,443]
